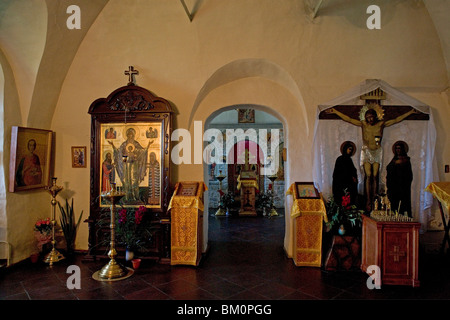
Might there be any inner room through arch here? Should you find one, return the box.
[204,106,286,262]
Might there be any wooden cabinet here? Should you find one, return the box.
[361,215,420,287]
[84,82,173,263]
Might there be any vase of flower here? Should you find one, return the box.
[30,253,40,263]
[132,258,141,269]
[125,249,134,261]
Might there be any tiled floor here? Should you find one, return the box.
[1,211,450,301]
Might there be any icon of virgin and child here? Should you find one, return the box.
[102,126,160,205]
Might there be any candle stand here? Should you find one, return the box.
[43,177,65,266]
[92,183,134,281]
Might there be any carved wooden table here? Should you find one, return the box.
[361,215,420,287]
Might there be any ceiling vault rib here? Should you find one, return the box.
[180,0,194,22]
[312,0,324,19]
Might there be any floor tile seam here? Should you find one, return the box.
[7,281,31,300]
[171,287,223,300]
[162,284,204,300]
[121,283,172,300]
[277,289,319,300]
[199,280,247,299]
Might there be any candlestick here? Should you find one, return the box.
[92,183,133,281]
[43,177,65,266]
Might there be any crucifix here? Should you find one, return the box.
[124,66,139,85]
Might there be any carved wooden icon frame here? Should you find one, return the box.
[88,84,173,212]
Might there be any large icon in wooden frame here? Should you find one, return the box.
[88,84,173,213]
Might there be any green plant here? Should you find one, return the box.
[115,206,156,251]
[58,198,83,255]
[256,190,273,209]
[218,190,235,209]
[325,192,363,234]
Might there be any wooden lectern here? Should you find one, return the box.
[287,182,327,267]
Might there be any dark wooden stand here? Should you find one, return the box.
[361,215,420,287]
[324,235,361,271]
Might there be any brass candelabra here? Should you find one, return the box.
[215,170,227,216]
[44,177,65,266]
[93,183,133,281]
[267,174,279,217]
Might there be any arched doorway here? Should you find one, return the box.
[204,106,286,259]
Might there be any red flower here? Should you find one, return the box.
[218,190,224,196]
[118,208,127,224]
[135,206,146,225]
[268,184,272,190]
[341,194,351,209]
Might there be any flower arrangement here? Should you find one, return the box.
[218,190,235,210]
[115,205,153,251]
[34,218,52,251]
[256,190,273,209]
[325,190,363,235]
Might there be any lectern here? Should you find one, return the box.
[169,182,206,266]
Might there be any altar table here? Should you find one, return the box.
[169,182,206,266]
[361,215,420,287]
[287,183,327,267]
[237,173,258,216]
[425,182,450,254]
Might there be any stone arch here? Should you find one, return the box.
[188,58,308,134]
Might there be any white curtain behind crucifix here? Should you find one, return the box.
[312,79,438,232]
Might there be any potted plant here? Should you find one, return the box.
[218,190,235,215]
[33,217,52,253]
[115,205,155,260]
[325,191,363,236]
[58,198,83,256]
[256,189,273,216]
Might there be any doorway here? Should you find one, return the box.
[204,106,286,262]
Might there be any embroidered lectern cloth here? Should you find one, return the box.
[425,182,450,210]
[169,182,207,266]
[287,183,327,267]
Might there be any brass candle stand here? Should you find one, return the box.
[215,170,227,216]
[267,174,279,217]
[93,183,133,281]
[44,177,65,266]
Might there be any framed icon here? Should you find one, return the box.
[294,182,320,199]
[9,126,53,192]
[71,146,87,168]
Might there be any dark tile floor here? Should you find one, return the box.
[1,212,450,302]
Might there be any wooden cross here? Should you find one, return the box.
[244,189,252,206]
[124,66,139,85]
[389,245,406,262]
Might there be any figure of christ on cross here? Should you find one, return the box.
[326,105,419,212]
